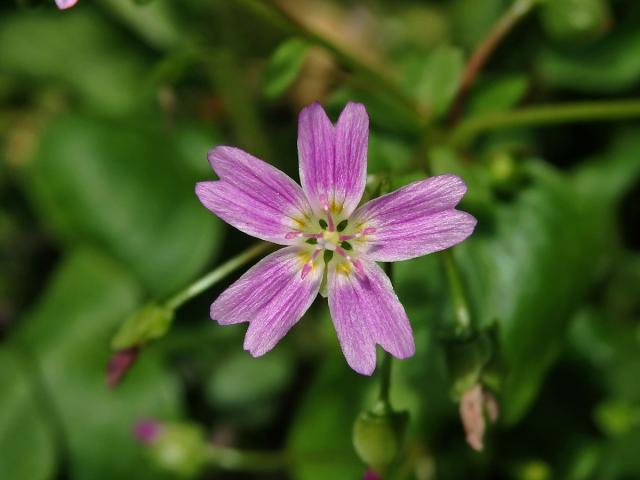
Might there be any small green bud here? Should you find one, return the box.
[305,238,318,245]
[111,302,174,350]
[539,0,610,44]
[147,423,208,478]
[445,333,492,400]
[323,250,334,263]
[319,219,328,230]
[353,403,409,474]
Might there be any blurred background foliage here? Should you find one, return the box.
[1,0,640,479]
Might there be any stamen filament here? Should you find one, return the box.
[301,248,322,279]
[336,247,364,274]
[339,227,376,242]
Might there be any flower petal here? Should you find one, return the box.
[211,247,323,357]
[196,146,312,245]
[327,259,415,375]
[298,102,368,217]
[352,174,477,261]
[56,0,79,9]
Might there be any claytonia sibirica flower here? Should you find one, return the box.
[55,0,79,9]
[195,102,476,375]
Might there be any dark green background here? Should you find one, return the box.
[1,0,639,479]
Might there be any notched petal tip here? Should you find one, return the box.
[56,0,79,9]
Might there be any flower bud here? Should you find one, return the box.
[539,0,611,44]
[363,468,383,480]
[106,347,139,388]
[353,403,409,474]
[144,422,208,478]
[111,302,174,350]
[444,333,492,400]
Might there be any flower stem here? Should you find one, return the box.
[165,242,273,310]
[234,0,424,124]
[450,99,640,147]
[206,444,288,472]
[441,250,472,337]
[378,263,395,409]
[378,350,393,409]
[448,0,541,122]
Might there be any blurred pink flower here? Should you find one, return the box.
[55,0,79,9]
[134,419,162,444]
[196,102,476,375]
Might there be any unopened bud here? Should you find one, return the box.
[112,302,174,350]
[445,333,492,400]
[363,467,383,480]
[106,347,139,388]
[144,422,208,478]
[134,418,163,444]
[353,403,409,474]
[539,0,611,44]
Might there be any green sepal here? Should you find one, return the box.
[111,302,174,350]
[352,403,409,475]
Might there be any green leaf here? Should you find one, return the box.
[12,249,182,480]
[26,114,221,296]
[263,38,310,99]
[467,74,529,115]
[537,12,640,93]
[207,350,293,408]
[0,10,149,116]
[403,45,464,118]
[0,348,56,480]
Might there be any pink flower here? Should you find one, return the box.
[55,0,79,9]
[196,102,476,375]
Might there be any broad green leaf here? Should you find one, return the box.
[0,347,56,480]
[207,350,293,409]
[26,114,221,296]
[403,45,464,118]
[367,132,413,175]
[263,38,310,99]
[449,0,507,48]
[12,249,182,480]
[0,10,149,116]
[537,12,640,93]
[467,74,529,115]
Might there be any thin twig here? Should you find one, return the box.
[450,99,640,147]
[448,0,540,123]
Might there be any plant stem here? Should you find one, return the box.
[378,263,395,409]
[207,444,288,472]
[165,242,273,310]
[378,351,393,408]
[448,0,540,122]
[450,99,640,147]
[234,0,424,124]
[441,250,471,336]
